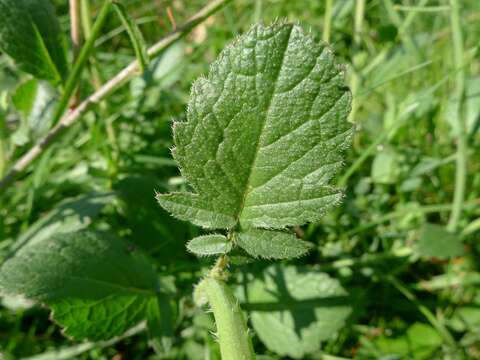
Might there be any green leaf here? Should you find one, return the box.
[235,228,312,259]
[158,23,352,258]
[10,192,112,252]
[237,265,352,359]
[371,147,399,184]
[449,290,480,332]
[146,293,175,353]
[187,234,232,256]
[12,79,38,116]
[373,323,442,360]
[12,79,57,139]
[0,0,68,84]
[156,192,236,229]
[416,223,464,260]
[0,231,161,341]
[112,1,149,72]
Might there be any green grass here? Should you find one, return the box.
[1,0,480,359]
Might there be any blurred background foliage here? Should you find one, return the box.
[0,0,479,359]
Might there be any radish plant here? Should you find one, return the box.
[0,22,352,359]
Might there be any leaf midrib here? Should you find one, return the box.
[233,24,294,227]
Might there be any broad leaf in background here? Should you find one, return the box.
[0,193,111,311]
[0,231,164,341]
[157,23,352,258]
[446,77,480,136]
[0,0,68,84]
[238,265,353,359]
[449,290,480,333]
[11,79,58,143]
[129,41,185,111]
[416,223,464,260]
[9,192,112,254]
[371,147,399,184]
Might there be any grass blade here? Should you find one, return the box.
[112,1,149,73]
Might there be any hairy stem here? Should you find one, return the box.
[196,274,255,360]
[447,0,467,232]
[0,0,231,192]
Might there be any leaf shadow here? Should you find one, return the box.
[241,265,353,336]
[3,192,112,264]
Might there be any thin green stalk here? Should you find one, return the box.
[447,0,467,233]
[354,0,365,46]
[80,0,104,90]
[322,0,333,43]
[70,0,82,57]
[0,116,5,177]
[81,0,118,179]
[388,276,458,349]
[80,0,93,38]
[253,0,262,22]
[112,1,149,72]
[52,0,112,124]
[69,0,82,106]
[394,5,450,12]
[462,217,480,236]
[348,0,365,123]
[195,259,255,360]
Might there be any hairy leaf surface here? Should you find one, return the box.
[0,231,162,340]
[187,234,232,256]
[157,23,352,258]
[0,0,68,83]
[236,229,311,259]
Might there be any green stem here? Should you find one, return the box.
[447,0,467,233]
[80,0,105,91]
[353,0,365,46]
[322,0,333,43]
[195,263,255,360]
[0,116,5,177]
[81,0,118,180]
[52,0,112,124]
[348,0,365,123]
[69,0,82,106]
